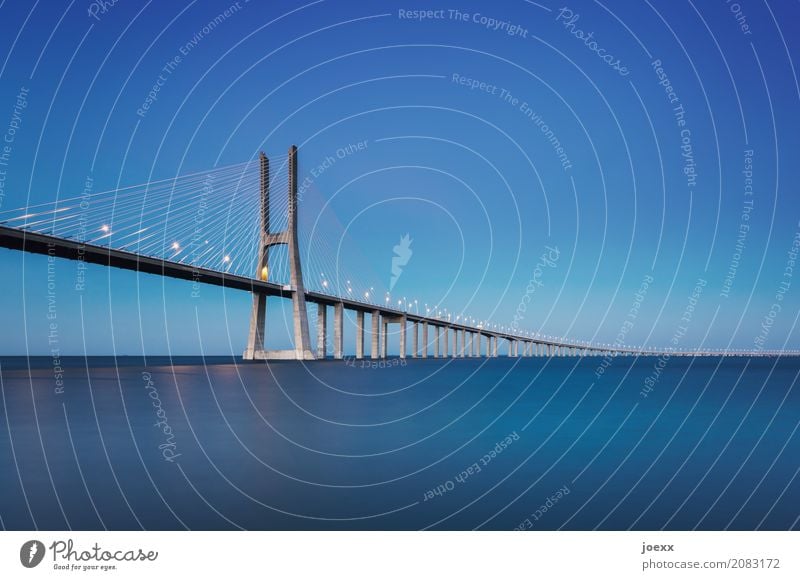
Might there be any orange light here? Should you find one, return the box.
[260,265,268,281]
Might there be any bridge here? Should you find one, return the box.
[0,145,794,360]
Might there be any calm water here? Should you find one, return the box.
[0,355,798,530]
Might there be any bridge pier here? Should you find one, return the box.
[243,147,314,361]
[334,303,343,359]
[317,305,327,359]
[422,322,428,358]
[434,325,440,358]
[371,310,380,359]
[443,326,449,357]
[382,318,388,358]
[412,322,418,358]
[400,316,407,358]
[356,311,365,359]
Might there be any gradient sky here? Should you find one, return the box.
[0,0,799,355]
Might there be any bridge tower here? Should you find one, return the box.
[243,145,314,360]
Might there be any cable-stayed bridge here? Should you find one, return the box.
[0,146,794,360]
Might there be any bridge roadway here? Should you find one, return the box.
[0,225,792,360]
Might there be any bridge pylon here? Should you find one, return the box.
[243,145,314,360]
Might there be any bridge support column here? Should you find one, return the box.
[434,326,440,358]
[356,311,365,359]
[243,147,314,360]
[443,327,449,357]
[399,316,407,359]
[382,318,388,358]
[244,291,267,360]
[493,337,498,357]
[371,310,380,359]
[452,328,457,357]
[334,303,343,359]
[412,322,418,358]
[422,322,428,358]
[317,305,327,359]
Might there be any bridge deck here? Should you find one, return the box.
[0,225,792,357]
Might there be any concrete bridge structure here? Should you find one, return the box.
[0,145,795,361]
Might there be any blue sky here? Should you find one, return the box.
[0,0,799,355]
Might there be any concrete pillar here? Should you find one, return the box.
[382,319,388,358]
[434,326,440,358]
[412,322,418,358]
[356,311,365,359]
[493,337,498,357]
[371,310,380,359]
[444,327,449,357]
[244,291,267,359]
[452,328,457,357]
[317,304,327,359]
[399,316,407,359]
[460,330,466,357]
[334,303,343,359]
[244,153,269,361]
[422,322,428,358]
[286,146,314,359]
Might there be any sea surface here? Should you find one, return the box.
[0,355,798,530]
